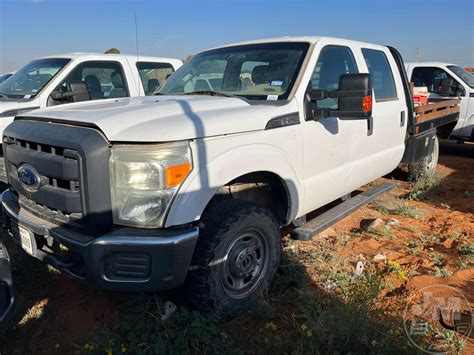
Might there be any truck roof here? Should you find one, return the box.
[209,36,388,50]
[38,53,183,65]
[405,62,457,67]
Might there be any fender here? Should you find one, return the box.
[165,140,304,227]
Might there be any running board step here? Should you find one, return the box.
[290,182,396,241]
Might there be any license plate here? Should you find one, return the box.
[19,226,34,255]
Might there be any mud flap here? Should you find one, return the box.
[0,241,15,331]
[401,129,437,164]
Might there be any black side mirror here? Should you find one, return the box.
[305,73,373,120]
[438,78,464,97]
[50,81,91,103]
[438,78,455,96]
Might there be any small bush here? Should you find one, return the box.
[409,173,446,200]
[457,243,474,257]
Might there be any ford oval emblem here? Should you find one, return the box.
[17,164,42,191]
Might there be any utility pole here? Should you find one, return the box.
[416,48,421,62]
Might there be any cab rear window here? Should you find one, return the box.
[137,62,175,95]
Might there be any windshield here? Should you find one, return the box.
[0,74,13,84]
[0,58,70,99]
[159,42,310,100]
[447,65,474,88]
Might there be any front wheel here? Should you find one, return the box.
[185,199,281,316]
[408,136,439,181]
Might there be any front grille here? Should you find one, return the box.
[3,119,113,232]
[7,139,81,193]
[4,135,82,215]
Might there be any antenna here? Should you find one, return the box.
[416,48,421,62]
[135,13,139,61]
[134,13,141,94]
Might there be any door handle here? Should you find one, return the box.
[400,111,405,127]
[367,117,373,136]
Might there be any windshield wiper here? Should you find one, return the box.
[0,93,9,99]
[183,90,233,98]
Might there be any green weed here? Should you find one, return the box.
[430,266,453,277]
[409,173,446,200]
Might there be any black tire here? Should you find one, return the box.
[408,136,439,181]
[186,199,281,315]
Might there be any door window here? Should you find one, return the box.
[361,49,397,101]
[411,67,461,94]
[136,62,175,95]
[311,46,358,109]
[55,61,128,103]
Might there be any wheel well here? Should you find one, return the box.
[209,172,290,225]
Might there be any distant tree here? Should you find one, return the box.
[183,54,193,63]
[105,48,120,54]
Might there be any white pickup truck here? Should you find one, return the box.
[0,53,182,140]
[1,37,460,315]
[406,62,473,141]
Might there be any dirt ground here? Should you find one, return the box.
[0,140,472,354]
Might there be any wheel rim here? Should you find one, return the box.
[426,155,436,172]
[222,229,268,299]
[426,140,438,172]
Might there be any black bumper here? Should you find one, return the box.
[0,241,15,329]
[1,190,199,292]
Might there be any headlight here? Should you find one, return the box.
[109,142,192,228]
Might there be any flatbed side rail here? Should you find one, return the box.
[414,99,461,124]
[414,99,460,134]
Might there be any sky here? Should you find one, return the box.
[0,0,473,73]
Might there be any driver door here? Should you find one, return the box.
[300,45,359,214]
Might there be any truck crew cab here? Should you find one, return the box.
[0,53,183,138]
[0,37,460,315]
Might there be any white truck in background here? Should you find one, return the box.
[1,37,460,315]
[0,53,183,141]
[406,62,474,141]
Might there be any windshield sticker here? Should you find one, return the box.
[31,89,38,93]
[267,94,279,101]
[269,80,284,87]
[23,95,31,99]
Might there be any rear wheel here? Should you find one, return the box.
[408,136,439,181]
[186,199,281,315]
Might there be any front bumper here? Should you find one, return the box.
[1,190,199,292]
[0,240,15,329]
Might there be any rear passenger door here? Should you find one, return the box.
[347,47,407,188]
[136,62,175,95]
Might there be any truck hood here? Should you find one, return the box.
[18,96,298,142]
[0,101,20,115]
